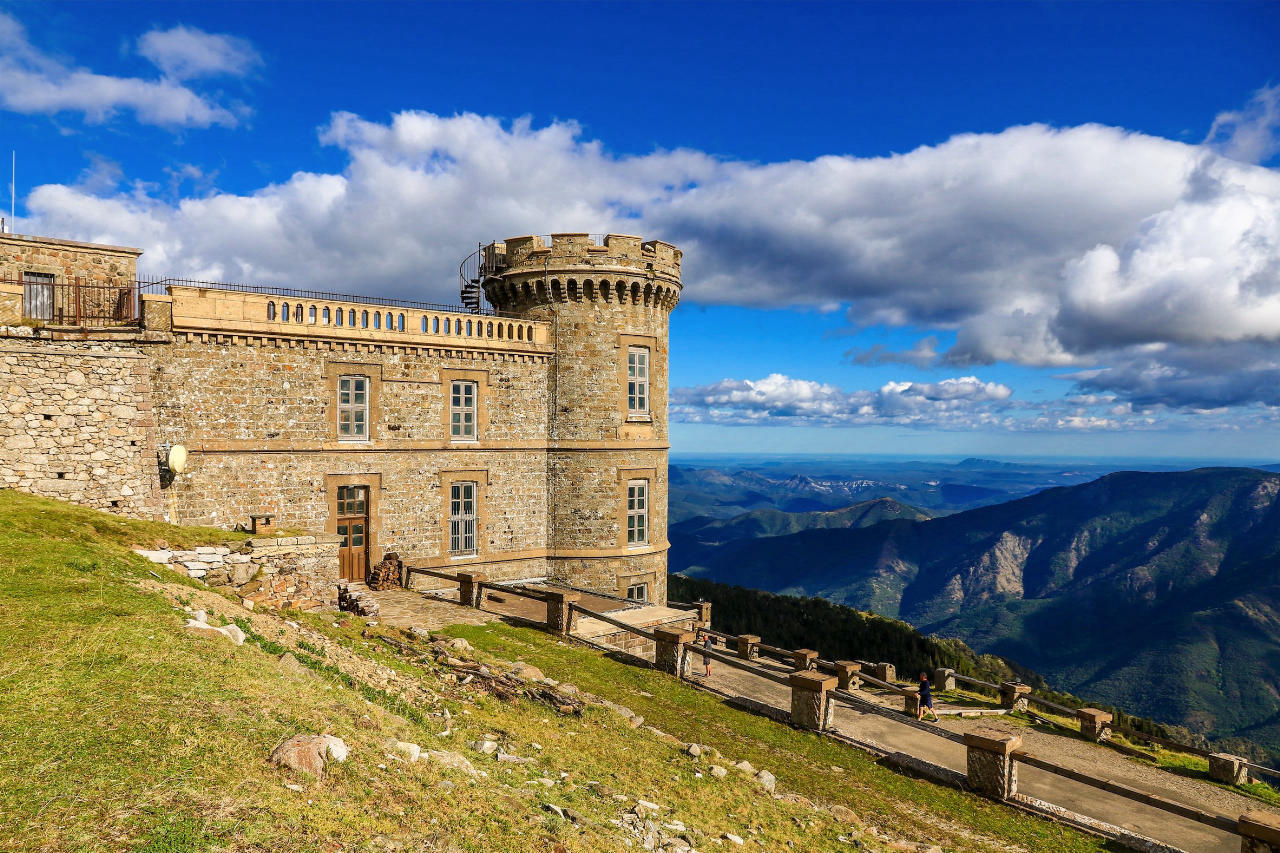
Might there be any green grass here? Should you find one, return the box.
[0,490,1116,852]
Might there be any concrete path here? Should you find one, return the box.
[696,655,1262,853]
[362,585,498,631]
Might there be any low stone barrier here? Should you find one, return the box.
[137,534,341,611]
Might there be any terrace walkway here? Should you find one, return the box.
[696,654,1256,853]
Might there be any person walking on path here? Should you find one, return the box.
[702,634,713,678]
[918,672,940,722]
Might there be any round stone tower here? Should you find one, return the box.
[482,233,682,604]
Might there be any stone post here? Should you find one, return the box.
[933,667,956,691]
[902,686,921,717]
[544,589,580,636]
[834,660,862,691]
[0,282,22,326]
[139,292,174,332]
[999,681,1032,711]
[1240,811,1280,852]
[789,671,837,732]
[654,628,694,678]
[1076,708,1113,742]
[457,572,486,608]
[1209,753,1249,786]
[736,634,760,661]
[869,662,896,684]
[964,730,1022,800]
[792,648,818,671]
[693,600,712,628]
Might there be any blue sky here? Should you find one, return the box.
[3,1,1279,459]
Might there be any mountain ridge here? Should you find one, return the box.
[674,467,1280,758]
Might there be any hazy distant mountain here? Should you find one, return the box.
[669,497,931,574]
[675,467,1280,757]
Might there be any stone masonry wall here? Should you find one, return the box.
[0,334,163,518]
[138,534,342,611]
[149,337,552,578]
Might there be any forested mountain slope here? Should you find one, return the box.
[675,468,1280,757]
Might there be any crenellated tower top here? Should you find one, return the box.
[467,233,682,315]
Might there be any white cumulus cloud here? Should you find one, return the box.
[0,12,249,127]
[19,92,1280,412]
[671,374,1014,428]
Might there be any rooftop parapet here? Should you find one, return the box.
[500,233,681,284]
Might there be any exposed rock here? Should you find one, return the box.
[755,769,776,793]
[277,652,307,674]
[732,760,755,774]
[427,750,478,777]
[183,618,245,645]
[321,734,349,763]
[510,662,544,682]
[269,734,328,780]
[709,765,728,779]
[391,740,421,763]
[469,738,499,755]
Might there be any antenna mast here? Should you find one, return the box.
[8,151,13,235]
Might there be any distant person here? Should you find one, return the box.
[918,672,940,722]
[702,633,713,678]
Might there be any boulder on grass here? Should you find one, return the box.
[270,734,328,780]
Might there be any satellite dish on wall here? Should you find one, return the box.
[167,445,188,474]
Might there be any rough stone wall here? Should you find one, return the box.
[149,337,552,579]
[141,534,342,611]
[484,234,680,602]
[0,334,163,518]
[0,233,140,286]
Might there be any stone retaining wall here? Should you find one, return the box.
[1,334,163,518]
[138,534,342,611]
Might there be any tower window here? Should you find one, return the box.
[627,480,648,545]
[627,346,649,416]
[322,306,331,324]
[450,380,477,440]
[626,582,649,603]
[308,305,317,324]
[449,482,477,555]
[337,375,369,439]
[281,302,290,322]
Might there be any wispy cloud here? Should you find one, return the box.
[1205,84,1280,165]
[0,12,251,128]
[136,25,261,81]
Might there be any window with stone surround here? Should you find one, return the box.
[308,305,317,323]
[348,308,356,327]
[337,375,369,440]
[626,480,648,545]
[449,481,477,555]
[626,582,649,603]
[323,306,331,324]
[281,302,290,322]
[627,346,649,416]
[267,301,277,321]
[450,380,477,440]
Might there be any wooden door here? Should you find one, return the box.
[335,485,369,582]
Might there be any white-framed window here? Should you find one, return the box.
[449,481,477,555]
[627,346,649,416]
[450,380,477,440]
[626,479,648,545]
[626,582,649,603]
[337,375,369,440]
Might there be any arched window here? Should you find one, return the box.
[465,319,472,336]
[517,325,523,341]
[308,305,317,324]
[397,313,404,332]
[432,316,440,334]
[322,307,331,324]
[526,325,534,341]
[373,312,381,329]
[294,304,303,323]
[455,318,462,335]
[281,302,290,322]
[361,310,369,329]
[348,309,355,327]
[421,316,427,333]
[497,322,503,339]
[267,301,277,321]
[485,321,492,337]
[335,307,343,327]
[507,323,514,340]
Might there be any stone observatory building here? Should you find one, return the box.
[0,231,682,607]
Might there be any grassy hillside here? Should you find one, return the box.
[674,467,1280,761]
[0,490,1108,852]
